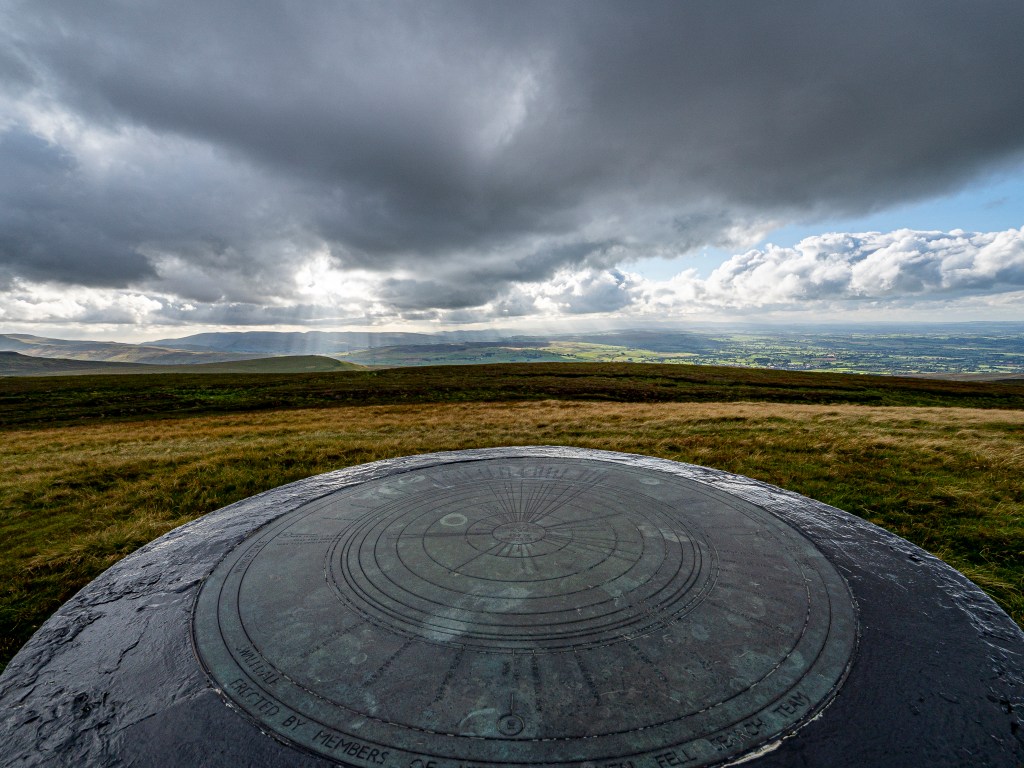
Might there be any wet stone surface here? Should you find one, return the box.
[193,458,857,766]
[1,447,1022,767]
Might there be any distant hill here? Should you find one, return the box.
[0,351,361,376]
[148,329,722,356]
[7,324,1024,376]
[147,330,722,367]
[0,334,262,364]
[168,356,363,374]
[0,351,152,375]
[149,330,441,355]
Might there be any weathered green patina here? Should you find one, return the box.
[193,456,857,767]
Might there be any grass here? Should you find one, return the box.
[2,366,1023,670]
[2,362,1024,429]
[0,352,360,376]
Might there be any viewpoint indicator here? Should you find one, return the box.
[193,457,857,767]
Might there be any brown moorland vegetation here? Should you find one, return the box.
[2,389,1022,669]
[3,362,1024,429]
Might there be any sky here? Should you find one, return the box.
[1,1,1023,342]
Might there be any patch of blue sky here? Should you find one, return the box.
[765,165,1024,250]
[632,165,1024,281]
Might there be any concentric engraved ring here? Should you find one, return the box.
[193,457,858,768]
[328,476,714,650]
[492,521,545,545]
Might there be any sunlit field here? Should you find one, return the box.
[3,392,1022,669]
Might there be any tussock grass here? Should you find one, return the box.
[4,363,1024,429]
[2,399,1023,668]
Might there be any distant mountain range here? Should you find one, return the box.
[0,333,261,364]
[149,329,544,354]
[2,324,1022,377]
[147,325,1024,377]
[0,351,360,376]
[149,329,718,355]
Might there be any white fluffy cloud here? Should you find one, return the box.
[2,228,1023,333]
[487,228,1024,322]
[692,228,1024,307]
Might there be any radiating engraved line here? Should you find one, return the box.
[553,537,628,555]
[515,479,526,522]
[519,544,535,569]
[543,531,625,548]
[574,653,602,706]
[491,483,515,523]
[530,653,545,713]
[516,483,573,528]
[526,482,593,525]
[544,532,630,548]
[432,648,464,703]
[497,478,513,522]
[528,479,569,528]
[363,637,415,687]
[542,511,623,529]
[627,641,670,684]
[452,541,505,571]
[527,478,563,523]
[559,539,641,562]
[507,479,524,528]
[512,479,524,521]
[487,483,517,524]
[558,522,626,533]
[521,480,546,522]
[521,478,542,522]
[388,531,482,539]
[297,620,368,660]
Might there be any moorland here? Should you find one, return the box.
[2,362,1023,669]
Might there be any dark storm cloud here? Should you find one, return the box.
[0,130,155,284]
[2,0,1023,312]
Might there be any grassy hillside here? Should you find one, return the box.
[0,351,153,375]
[150,355,363,374]
[2,362,1023,429]
[0,333,259,364]
[0,352,361,378]
[1,363,1022,669]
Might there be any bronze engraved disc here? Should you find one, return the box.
[193,456,857,767]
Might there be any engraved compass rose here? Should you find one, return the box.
[193,457,856,768]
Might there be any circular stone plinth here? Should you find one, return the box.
[1,447,1022,768]
[192,458,856,766]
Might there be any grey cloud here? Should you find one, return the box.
[0,127,309,300]
[378,278,496,311]
[488,293,540,319]
[0,130,155,284]
[2,1,1023,315]
[366,240,622,312]
[139,300,386,328]
[558,270,637,315]
[0,43,35,92]
[464,240,623,286]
